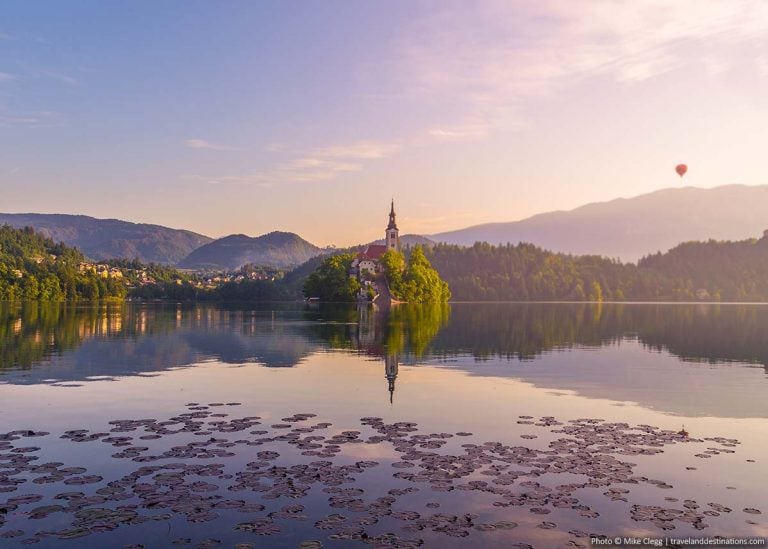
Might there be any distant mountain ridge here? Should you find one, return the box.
[177,231,323,270]
[371,234,435,247]
[0,213,212,265]
[431,185,768,261]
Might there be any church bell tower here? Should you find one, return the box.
[385,199,400,252]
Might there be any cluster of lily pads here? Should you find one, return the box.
[0,402,761,548]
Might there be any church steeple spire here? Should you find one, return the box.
[386,199,400,251]
[387,199,398,231]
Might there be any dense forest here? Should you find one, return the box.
[638,234,768,301]
[0,225,126,301]
[426,242,631,301]
[425,233,768,301]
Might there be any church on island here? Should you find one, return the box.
[350,200,400,279]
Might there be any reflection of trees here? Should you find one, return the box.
[304,303,452,403]
[4,302,768,383]
[636,305,768,367]
[383,303,451,357]
[378,304,450,403]
[1,303,121,370]
[302,304,359,352]
[432,303,768,368]
[431,303,615,360]
[0,304,321,376]
[304,303,451,359]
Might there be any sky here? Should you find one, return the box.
[1,1,768,246]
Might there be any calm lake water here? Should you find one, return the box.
[0,302,766,548]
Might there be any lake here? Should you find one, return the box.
[0,302,766,548]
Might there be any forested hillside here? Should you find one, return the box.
[639,234,768,301]
[0,226,125,300]
[0,213,211,264]
[426,232,768,302]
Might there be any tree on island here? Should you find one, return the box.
[381,246,451,303]
[302,253,361,302]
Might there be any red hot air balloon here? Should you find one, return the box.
[675,164,687,177]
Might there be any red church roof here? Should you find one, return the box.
[358,245,387,261]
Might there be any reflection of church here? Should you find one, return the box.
[355,303,400,404]
[385,352,399,404]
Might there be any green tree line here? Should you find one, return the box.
[0,226,125,301]
[302,253,361,301]
[424,233,768,302]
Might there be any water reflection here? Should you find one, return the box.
[434,303,768,368]
[1,302,767,416]
[347,303,451,403]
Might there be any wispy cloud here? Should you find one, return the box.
[429,120,494,141]
[310,141,400,159]
[16,64,81,86]
[265,142,289,153]
[188,139,398,186]
[39,70,79,86]
[184,138,238,151]
[0,68,79,86]
[396,0,768,138]
[0,111,60,128]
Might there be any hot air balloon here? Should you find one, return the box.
[675,164,687,177]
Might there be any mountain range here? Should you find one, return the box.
[177,232,323,270]
[0,213,211,265]
[4,184,768,266]
[431,184,768,261]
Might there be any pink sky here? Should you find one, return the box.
[2,1,767,245]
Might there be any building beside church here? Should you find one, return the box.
[351,200,400,278]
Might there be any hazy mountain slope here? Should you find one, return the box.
[178,231,322,270]
[431,185,768,261]
[371,234,435,247]
[0,213,212,264]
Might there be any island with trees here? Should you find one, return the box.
[302,246,451,304]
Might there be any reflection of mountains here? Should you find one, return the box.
[0,304,321,384]
[2,302,767,417]
[0,303,448,383]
